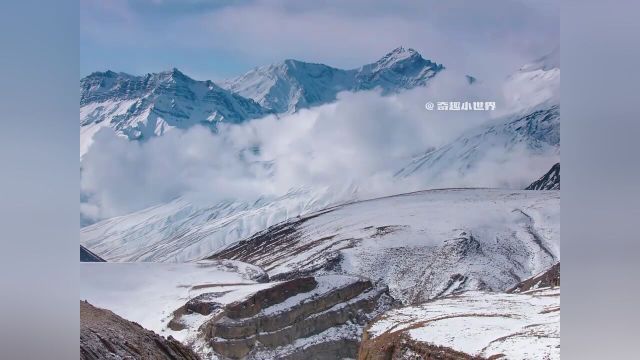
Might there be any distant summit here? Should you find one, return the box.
[221,46,444,113]
[80,47,448,156]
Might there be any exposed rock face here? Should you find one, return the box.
[201,275,391,359]
[80,245,105,262]
[509,262,560,293]
[80,301,200,360]
[526,163,560,190]
[359,288,560,360]
[225,276,318,319]
[359,332,485,360]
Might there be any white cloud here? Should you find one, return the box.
[80,73,558,222]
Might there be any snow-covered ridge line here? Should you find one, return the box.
[80,47,445,156]
[80,186,360,262]
[220,46,444,113]
[210,188,560,304]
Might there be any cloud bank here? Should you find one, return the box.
[80,73,559,223]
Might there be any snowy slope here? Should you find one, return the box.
[503,48,560,114]
[392,50,560,184]
[362,288,560,360]
[220,60,354,114]
[80,260,275,346]
[221,47,443,113]
[79,69,268,157]
[395,104,560,184]
[211,189,560,304]
[80,186,359,263]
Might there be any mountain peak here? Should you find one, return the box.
[156,67,192,82]
[369,46,443,74]
[389,46,418,55]
[379,46,421,62]
[84,70,120,80]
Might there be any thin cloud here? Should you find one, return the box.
[81,0,558,79]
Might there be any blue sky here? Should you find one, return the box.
[81,0,558,81]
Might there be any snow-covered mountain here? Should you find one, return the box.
[220,60,353,114]
[80,52,560,267]
[80,68,268,157]
[80,47,444,157]
[394,48,560,185]
[395,104,560,184]
[220,46,443,113]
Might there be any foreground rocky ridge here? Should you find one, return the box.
[80,262,393,359]
[80,301,200,360]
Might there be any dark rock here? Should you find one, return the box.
[80,301,200,360]
[80,245,105,262]
[526,163,560,190]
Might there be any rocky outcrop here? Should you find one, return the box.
[526,163,560,190]
[80,245,105,262]
[509,262,560,293]
[359,332,485,360]
[200,275,390,359]
[80,301,200,360]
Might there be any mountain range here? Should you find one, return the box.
[80,49,560,262]
[80,47,443,157]
[220,46,443,113]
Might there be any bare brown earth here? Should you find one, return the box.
[358,330,487,360]
[508,262,560,293]
[80,301,200,360]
